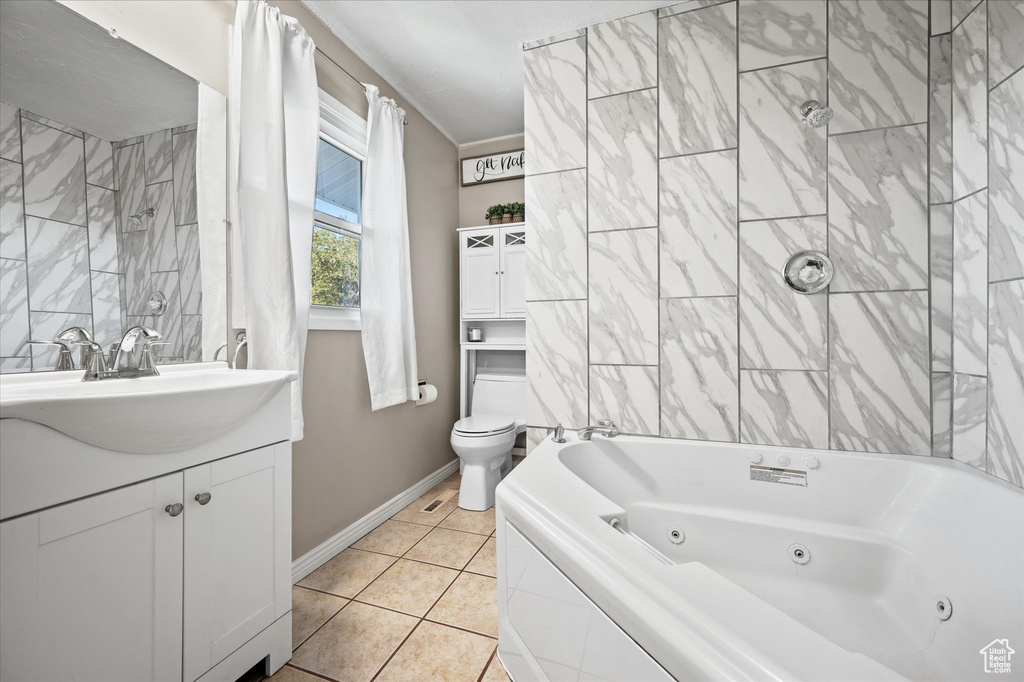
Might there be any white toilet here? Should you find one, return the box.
[450,373,525,511]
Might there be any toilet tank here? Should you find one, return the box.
[470,374,525,421]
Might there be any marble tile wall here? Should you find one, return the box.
[0,103,201,372]
[523,0,1023,486]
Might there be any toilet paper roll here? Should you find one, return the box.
[415,383,438,406]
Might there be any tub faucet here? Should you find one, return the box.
[578,419,619,441]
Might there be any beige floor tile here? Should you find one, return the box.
[427,572,498,638]
[481,653,511,682]
[266,665,324,682]
[291,586,347,651]
[351,520,430,556]
[356,559,458,616]
[439,506,496,536]
[404,527,487,570]
[298,548,396,598]
[391,489,460,527]
[465,537,497,578]
[291,601,417,682]
[375,621,495,682]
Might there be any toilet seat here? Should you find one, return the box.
[453,414,515,437]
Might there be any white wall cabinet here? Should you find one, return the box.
[0,442,291,682]
[460,224,526,319]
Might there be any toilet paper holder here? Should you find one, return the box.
[416,379,438,406]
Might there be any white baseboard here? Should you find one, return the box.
[291,458,460,584]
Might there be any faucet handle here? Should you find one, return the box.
[597,418,615,427]
[139,339,171,375]
[23,340,76,370]
[72,340,110,380]
[551,424,566,443]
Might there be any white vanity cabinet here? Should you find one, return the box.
[460,224,526,319]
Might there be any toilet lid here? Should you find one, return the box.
[454,415,515,435]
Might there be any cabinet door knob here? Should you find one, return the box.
[195,492,212,505]
[165,503,184,517]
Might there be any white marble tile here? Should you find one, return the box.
[0,102,20,163]
[658,0,731,19]
[987,279,1024,486]
[989,70,1024,282]
[739,216,827,370]
[527,300,589,428]
[661,296,739,441]
[951,372,987,469]
[951,0,982,27]
[182,314,202,363]
[0,258,30,357]
[740,370,828,448]
[932,372,952,457]
[150,270,183,357]
[176,223,201,315]
[523,28,586,51]
[588,12,657,98]
[989,0,1024,88]
[525,37,587,175]
[84,135,114,190]
[20,111,81,138]
[738,0,826,71]
[91,271,122,346]
[659,2,737,156]
[660,149,737,297]
[931,0,951,34]
[951,0,987,200]
[829,291,930,456]
[144,129,173,185]
[526,427,551,454]
[930,204,953,371]
[146,182,178,271]
[588,90,658,231]
[28,310,91,370]
[952,190,987,375]
[589,228,658,365]
[171,131,197,226]
[828,124,929,292]
[929,34,953,204]
[828,0,929,134]
[525,170,587,301]
[86,185,118,274]
[738,59,827,221]
[0,356,30,374]
[589,365,659,435]
[20,118,87,227]
[116,143,146,232]
[24,216,90,313]
[121,229,152,315]
[1,158,25,260]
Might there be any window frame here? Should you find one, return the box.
[308,89,367,332]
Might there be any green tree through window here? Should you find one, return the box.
[311,225,359,308]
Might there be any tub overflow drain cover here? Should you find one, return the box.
[667,526,685,544]
[935,595,953,621]
[789,543,810,565]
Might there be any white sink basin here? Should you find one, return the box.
[0,362,296,453]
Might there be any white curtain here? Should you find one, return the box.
[361,85,419,410]
[196,83,228,363]
[229,0,319,439]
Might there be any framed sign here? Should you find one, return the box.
[460,148,525,187]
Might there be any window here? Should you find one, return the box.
[308,90,367,331]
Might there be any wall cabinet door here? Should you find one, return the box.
[0,473,184,682]
[461,229,500,318]
[500,228,526,318]
[183,443,291,682]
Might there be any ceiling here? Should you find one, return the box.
[0,0,197,141]
[300,1,676,145]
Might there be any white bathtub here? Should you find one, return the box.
[495,434,1024,681]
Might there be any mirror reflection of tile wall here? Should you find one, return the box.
[0,101,201,372]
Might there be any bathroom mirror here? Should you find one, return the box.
[1,0,210,372]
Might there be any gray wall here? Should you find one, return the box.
[523,0,1023,487]
[458,136,525,228]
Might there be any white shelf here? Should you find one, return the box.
[461,343,525,351]
[458,222,525,232]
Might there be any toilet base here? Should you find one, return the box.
[458,460,502,511]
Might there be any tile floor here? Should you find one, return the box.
[270,471,511,682]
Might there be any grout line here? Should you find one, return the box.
[476,646,499,682]
[422,617,498,641]
[988,63,1023,93]
[290,595,348,654]
[738,212,827,223]
[281,663,339,682]
[825,0,832,449]
[738,55,827,75]
[659,145,737,162]
[524,166,586,179]
[927,0,933,455]
[827,120,926,138]
[588,85,657,102]
[984,0,990,473]
[733,0,741,442]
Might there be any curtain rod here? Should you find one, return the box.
[314,47,408,125]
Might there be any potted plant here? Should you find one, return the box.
[510,202,525,223]
[501,203,514,224]
[485,204,504,225]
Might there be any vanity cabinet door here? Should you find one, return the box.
[183,443,291,682]
[0,473,184,682]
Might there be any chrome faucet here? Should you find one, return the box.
[578,419,619,441]
[22,338,75,371]
[57,326,94,368]
[114,326,168,378]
